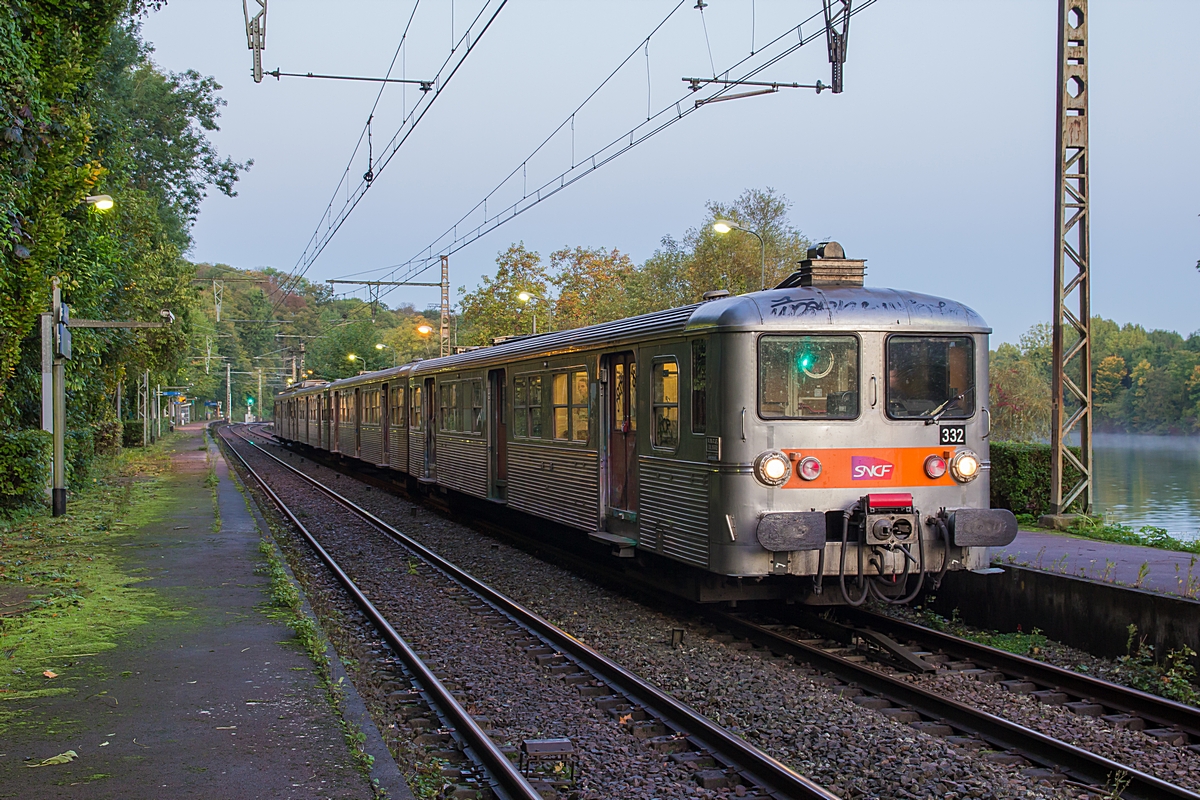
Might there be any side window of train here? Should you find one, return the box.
[439,381,460,432]
[512,374,544,438]
[410,384,423,430]
[551,369,589,442]
[390,386,405,427]
[468,379,484,434]
[691,339,707,434]
[652,359,680,450]
[363,389,381,425]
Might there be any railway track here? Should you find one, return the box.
[219,424,839,800]
[834,606,1200,749]
[709,611,1198,800]
[247,422,1200,800]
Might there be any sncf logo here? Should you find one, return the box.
[852,456,894,480]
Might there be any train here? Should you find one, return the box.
[273,242,1017,605]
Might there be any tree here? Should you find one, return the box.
[685,188,810,297]
[550,246,635,329]
[457,244,550,345]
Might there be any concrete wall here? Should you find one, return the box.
[925,565,1200,669]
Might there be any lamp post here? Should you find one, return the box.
[517,291,553,334]
[49,194,117,516]
[713,219,767,291]
[347,353,364,374]
[415,324,434,359]
[375,342,397,368]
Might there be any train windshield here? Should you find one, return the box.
[758,335,859,419]
[886,336,975,420]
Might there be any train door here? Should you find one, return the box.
[381,382,390,466]
[488,369,507,501]
[423,377,436,479]
[333,391,341,452]
[322,391,331,449]
[604,351,638,530]
[354,388,362,458]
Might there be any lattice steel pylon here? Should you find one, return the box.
[1050,0,1092,515]
[440,256,450,358]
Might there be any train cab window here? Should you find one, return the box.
[652,359,680,449]
[691,339,707,434]
[390,386,405,428]
[758,335,859,420]
[886,336,975,420]
[513,375,543,438]
[410,384,423,430]
[363,389,381,425]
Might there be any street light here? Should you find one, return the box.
[85,194,114,211]
[415,323,434,359]
[713,218,767,291]
[517,291,553,334]
[375,342,397,367]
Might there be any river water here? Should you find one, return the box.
[1092,433,1200,541]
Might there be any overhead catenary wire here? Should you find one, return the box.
[259,0,507,333]
[360,0,876,302]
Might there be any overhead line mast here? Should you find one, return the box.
[1050,0,1093,516]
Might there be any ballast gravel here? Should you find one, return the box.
[242,440,1124,800]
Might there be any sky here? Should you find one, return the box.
[140,1,1199,346]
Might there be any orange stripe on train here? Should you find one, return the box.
[780,447,957,489]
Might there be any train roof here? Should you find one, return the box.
[277,285,988,398]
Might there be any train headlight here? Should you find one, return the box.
[924,455,948,479]
[753,451,792,487]
[950,449,981,483]
[797,456,822,481]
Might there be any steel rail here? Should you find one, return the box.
[225,424,839,800]
[840,607,1200,739]
[711,611,1198,800]
[216,426,543,800]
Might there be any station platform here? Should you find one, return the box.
[994,529,1200,599]
[0,424,408,799]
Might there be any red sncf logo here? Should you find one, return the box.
[851,456,894,480]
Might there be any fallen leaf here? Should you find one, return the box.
[42,670,57,679]
[99,742,109,747]
[25,750,77,767]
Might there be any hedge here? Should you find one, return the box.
[122,420,145,448]
[990,441,1083,518]
[0,429,51,512]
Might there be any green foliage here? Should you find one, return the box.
[988,441,1082,516]
[912,605,1048,656]
[989,324,1051,442]
[122,419,144,447]
[1067,518,1200,556]
[1,10,249,511]
[1115,624,1200,706]
[0,428,50,511]
[992,318,1200,436]
[456,188,809,347]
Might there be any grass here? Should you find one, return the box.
[1016,511,1200,556]
[1114,624,1199,706]
[0,434,182,730]
[912,606,1049,656]
[253,535,380,790]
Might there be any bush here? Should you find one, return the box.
[94,420,122,455]
[989,441,1082,517]
[0,429,51,512]
[123,420,146,448]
